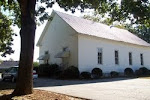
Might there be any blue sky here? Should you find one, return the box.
[0,3,92,61]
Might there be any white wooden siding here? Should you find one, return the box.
[78,34,150,73]
[39,14,78,66]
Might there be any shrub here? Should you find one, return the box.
[55,70,63,78]
[61,66,79,79]
[135,70,141,76]
[124,68,134,77]
[33,62,39,67]
[110,71,119,78]
[80,72,91,79]
[135,67,149,76]
[49,64,60,77]
[38,64,50,77]
[91,68,103,78]
[38,64,60,77]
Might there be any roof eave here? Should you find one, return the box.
[77,33,150,47]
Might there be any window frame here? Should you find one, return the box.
[140,53,144,66]
[129,52,132,65]
[115,50,119,65]
[45,51,49,54]
[97,48,103,65]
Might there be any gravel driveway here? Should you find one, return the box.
[35,78,150,100]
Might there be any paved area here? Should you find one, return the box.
[35,78,150,100]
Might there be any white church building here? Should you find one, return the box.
[37,10,150,73]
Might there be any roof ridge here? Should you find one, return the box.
[54,10,130,32]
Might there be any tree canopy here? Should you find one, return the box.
[1,0,149,26]
[0,11,16,57]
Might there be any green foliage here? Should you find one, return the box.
[128,25,150,43]
[136,25,150,43]
[80,72,91,79]
[0,12,16,57]
[1,0,149,31]
[60,66,79,79]
[135,67,150,76]
[33,62,39,67]
[124,24,150,43]
[124,68,134,77]
[91,68,103,78]
[119,0,150,25]
[104,0,150,25]
[38,64,60,77]
[84,0,150,26]
[0,0,21,27]
[110,71,119,78]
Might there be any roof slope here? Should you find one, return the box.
[0,61,19,67]
[55,11,150,47]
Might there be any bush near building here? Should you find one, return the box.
[80,72,91,79]
[59,66,80,79]
[135,67,150,77]
[38,64,59,77]
[124,68,134,77]
[91,68,103,78]
[110,71,119,78]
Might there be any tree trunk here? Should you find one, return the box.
[12,0,36,96]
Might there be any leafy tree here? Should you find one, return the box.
[0,12,16,57]
[126,24,150,43]
[33,62,39,67]
[0,0,149,96]
[136,25,150,43]
[106,0,150,26]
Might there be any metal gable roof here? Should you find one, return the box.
[55,11,150,47]
[0,61,19,68]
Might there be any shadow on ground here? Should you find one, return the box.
[34,77,135,88]
[0,94,13,100]
[0,73,15,90]
[0,73,135,90]
[0,80,15,90]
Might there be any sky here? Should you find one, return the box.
[0,3,93,62]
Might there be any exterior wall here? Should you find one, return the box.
[78,34,150,73]
[39,14,78,67]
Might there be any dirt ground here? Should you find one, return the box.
[0,89,85,100]
[0,73,85,100]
